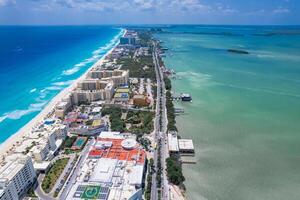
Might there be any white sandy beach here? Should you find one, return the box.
[0,29,125,157]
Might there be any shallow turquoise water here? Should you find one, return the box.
[156,26,300,200]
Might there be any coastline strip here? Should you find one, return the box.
[0,28,125,156]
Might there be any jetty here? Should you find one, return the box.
[172,93,192,102]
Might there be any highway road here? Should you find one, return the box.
[59,138,94,199]
[151,41,170,200]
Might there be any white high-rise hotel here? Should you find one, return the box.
[0,155,36,200]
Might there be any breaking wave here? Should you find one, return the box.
[0,101,47,122]
[62,28,124,76]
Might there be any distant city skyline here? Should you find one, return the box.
[0,0,299,25]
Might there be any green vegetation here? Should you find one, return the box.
[166,90,177,131]
[164,76,172,91]
[24,141,36,154]
[138,137,151,151]
[118,56,156,80]
[42,158,69,193]
[144,158,154,200]
[62,136,77,149]
[126,111,154,137]
[137,31,152,47]
[102,107,125,132]
[61,135,80,154]
[26,187,37,198]
[156,139,162,188]
[85,119,93,126]
[166,156,185,185]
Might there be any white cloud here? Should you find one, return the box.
[273,7,290,14]
[133,0,156,11]
[0,0,15,7]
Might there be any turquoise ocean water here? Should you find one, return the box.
[0,26,123,143]
[155,26,300,200]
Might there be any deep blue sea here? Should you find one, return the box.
[0,26,123,142]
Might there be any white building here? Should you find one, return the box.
[178,139,195,155]
[167,132,179,153]
[28,121,66,162]
[55,95,72,118]
[0,156,36,200]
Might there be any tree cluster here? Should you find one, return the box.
[166,156,185,185]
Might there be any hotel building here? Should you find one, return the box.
[0,156,36,200]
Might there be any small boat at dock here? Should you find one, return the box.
[180,93,192,102]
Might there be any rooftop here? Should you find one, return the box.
[0,155,29,183]
[89,138,145,165]
[178,139,194,150]
[168,132,179,152]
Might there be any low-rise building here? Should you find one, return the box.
[66,133,145,200]
[178,139,195,155]
[133,94,150,107]
[114,88,130,103]
[0,156,36,200]
[167,131,179,153]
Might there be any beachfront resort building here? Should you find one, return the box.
[0,155,36,200]
[88,69,129,87]
[55,94,72,119]
[66,132,146,200]
[55,69,129,114]
[71,69,129,105]
[27,120,67,163]
[71,80,114,105]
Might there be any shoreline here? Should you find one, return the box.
[0,28,125,157]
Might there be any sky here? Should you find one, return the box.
[0,0,299,25]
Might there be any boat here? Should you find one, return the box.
[180,93,192,102]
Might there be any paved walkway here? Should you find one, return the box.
[35,174,55,200]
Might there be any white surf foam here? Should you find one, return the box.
[0,116,7,123]
[0,100,47,122]
[52,80,74,86]
[62,66,81,75]
[29,88,37,93]
[61,28,124,76]
[45,86,63,91]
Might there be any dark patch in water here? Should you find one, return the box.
[227,49,249,54]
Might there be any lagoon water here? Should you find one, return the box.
[0,26,123,142]
[156,26,300,200]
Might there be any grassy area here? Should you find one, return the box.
[126,110,154,137]
[41,158,69,193]
[102,107,126,132]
